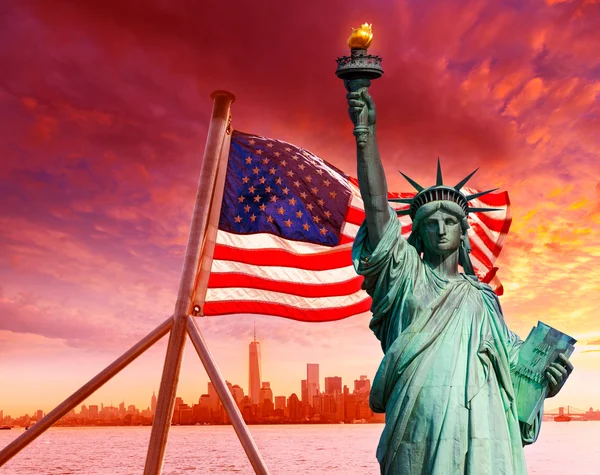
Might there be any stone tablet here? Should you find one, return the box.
[513,321,576,425]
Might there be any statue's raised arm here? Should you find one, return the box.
[337,25,575,475]
[345,78,390,249]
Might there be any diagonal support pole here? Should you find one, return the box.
[0,316,173,467]
[186,316,270,474]
[183,99,270,473]
[144,91,235,475]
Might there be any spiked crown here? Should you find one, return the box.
[391,159,501,220]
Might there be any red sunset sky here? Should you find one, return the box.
[1,0,599,424]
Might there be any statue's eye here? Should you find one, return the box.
[445,218,457,225]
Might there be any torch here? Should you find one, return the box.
[335,23,384,149]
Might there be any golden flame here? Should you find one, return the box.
[348,23,373,49]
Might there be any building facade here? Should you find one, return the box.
[307,364,320,407]
[249,334,262,405]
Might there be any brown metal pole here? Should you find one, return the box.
[0,317,173,467]
[186,316,270,474]
[192,124,232,311]
[144,90,235,475]
[187,127,270,473]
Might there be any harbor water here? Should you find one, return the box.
[1,422,599,474]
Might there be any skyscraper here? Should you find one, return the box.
[274,396,286,411]
[259,382,274,417]
[325,376,342,394]
[249,324,262,405]
[307,363,320,406]
[354,375,371,393]
[231,385,245,405]
[259,382,273,405]
[151,391,157,414]
[208,382,220,411]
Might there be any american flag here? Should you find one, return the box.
[197,131,511,322]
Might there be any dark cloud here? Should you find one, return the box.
[0,0,599,350]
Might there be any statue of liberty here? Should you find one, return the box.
[345,81,574,474]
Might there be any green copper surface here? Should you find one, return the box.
[343,77,574,475]
[513,322,576,425]
[353,211,535,474]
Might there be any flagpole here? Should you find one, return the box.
[144,90,235,475]
[0,316,173,467]
[186,316,270,474]
[192,120,231,309]
[188,127,270,474]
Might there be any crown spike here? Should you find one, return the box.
[436,158,443,186]
[399,171,424,192]
[395,209,412,216]
[468,207,502,213]
[454,168,479,190]
[389,198,413,203]
[466,188,499,201]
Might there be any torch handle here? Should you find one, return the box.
[345,78,372,149]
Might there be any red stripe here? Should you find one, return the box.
[203,298,372,322]
[339,234,354,245]
[345,206,365,225]
[469,246,494,270]
[470,221,503,257]
[481,266,498,284]
[207,272,364,297]
[494,282,504,296]
[346,205,414,234]
[474,212,509,234]
[474,191,510,207]
[213,244,353,270]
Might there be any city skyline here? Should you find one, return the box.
[1,365,381,423]
[0,341,374,420]
[2,331,597,421]
[4,381,598,425]
[0,328,379,421]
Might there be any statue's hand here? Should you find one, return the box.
[345,79,376,129]
[546,353,573,398]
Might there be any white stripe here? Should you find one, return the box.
[342,210,412,238]
[468,212,502,243]
[469,254,487,278]
[349,195,409,213]
[398,215,412,229]
[216,230,352,254]
[205,287,369,309]
[468,230,497,263]
[341,221,360,238]
[350,194,364,209]
[349,181,361,197]
[390,202,409,211]
[210,260,358,285]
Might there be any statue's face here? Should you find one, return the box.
[419,210,462,256]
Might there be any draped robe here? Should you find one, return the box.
[352,207,542,475]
